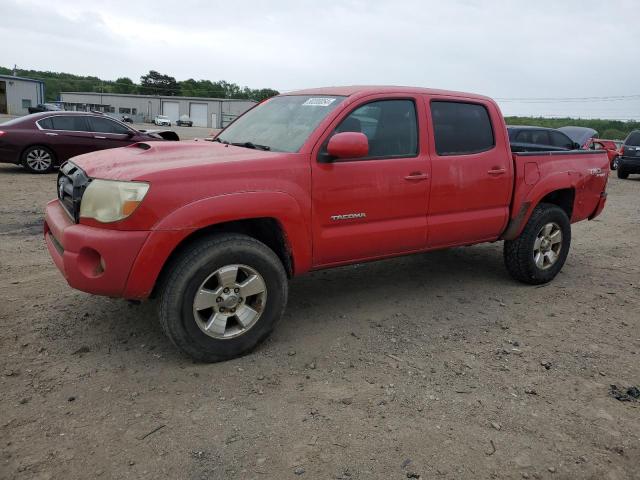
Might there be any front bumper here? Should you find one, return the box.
[44,200,149,297]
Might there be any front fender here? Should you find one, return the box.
[123,191,311,299]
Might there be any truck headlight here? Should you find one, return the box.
[80,179,149,223]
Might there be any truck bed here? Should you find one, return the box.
[503,149,609,239]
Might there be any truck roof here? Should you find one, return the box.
[283,85,493,101]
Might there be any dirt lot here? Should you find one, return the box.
[1,164,639,480]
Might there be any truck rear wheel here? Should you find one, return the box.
[617,169,629,179]
[503,203,571,285]
[158,233,288,362]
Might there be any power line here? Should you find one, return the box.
[496,94,640,103]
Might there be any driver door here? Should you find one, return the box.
[310,95,431,266]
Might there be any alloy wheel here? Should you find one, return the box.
[192,264,267,339]
[25,149,53,172]
[533,222,563,270]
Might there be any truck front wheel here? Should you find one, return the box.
[158,234,288,362]
[503,203,571,285]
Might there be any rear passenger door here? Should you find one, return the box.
[86,116,135,150]
[425,98,512,247]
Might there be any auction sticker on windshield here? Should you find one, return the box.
[302,97,337,107]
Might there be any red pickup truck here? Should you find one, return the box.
[44,86,609,362]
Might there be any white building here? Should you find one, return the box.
[59,92,257,128]
[0,74,46,115]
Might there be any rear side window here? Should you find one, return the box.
[88,117,130,134]
[550,131,573,149]
[50,116,89,131]
[38,117,54,129]
[431,101,494,155]
[529,130,550,145]
[625,131,640,146]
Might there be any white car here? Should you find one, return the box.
[154,115,171,126]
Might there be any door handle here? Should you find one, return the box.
[488,167,506,175]
[404,172,429,181]
[45,132,58,136]
[94,136,106,139]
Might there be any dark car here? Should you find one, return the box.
[557,126,598,149]
[507,126,578,152]
[617,130,640,179]
[0,112,179,173]
[176,115,193,127]
[27,103,63,114]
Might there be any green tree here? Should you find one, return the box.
[112,77,136,94]
[140,70,179,96]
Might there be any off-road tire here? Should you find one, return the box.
[158,233,288,362]
[617,169,629,179]
[504,203,571,285]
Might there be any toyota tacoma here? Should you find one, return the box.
[44,86,610,361]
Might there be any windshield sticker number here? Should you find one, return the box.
[302,98,336,107]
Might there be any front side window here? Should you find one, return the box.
[88,117,130,134]
[50,115,89,131]
[217,95,346,153]
[431,101,494,155]
[331,99,418,158]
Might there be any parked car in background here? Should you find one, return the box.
[44,86,609,362]
[617,130,640,179]
[507,126,578,152]
[27,103,63,114]
[0,112,179,173]
[121,115,133,123]
[176,115,193,127]
[558,126,598,149]
[154,115,171,126]
[586,138,621,170]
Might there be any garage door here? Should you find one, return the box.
[162,102,180,123]
[190,103,208,127]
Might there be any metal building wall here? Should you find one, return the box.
[2,78,42,115]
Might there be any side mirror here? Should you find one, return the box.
[327,132,369,159]
[572,142,581,150]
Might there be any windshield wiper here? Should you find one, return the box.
[231,141,271,151]
[213,137,228,144]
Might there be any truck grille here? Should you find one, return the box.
[57,162,90,223]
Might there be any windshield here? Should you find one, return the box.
[624,131,640,147]
[217,95,347,152]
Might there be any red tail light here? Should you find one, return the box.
[0,130,5,136]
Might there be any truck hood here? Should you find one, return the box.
[71,141,276,181]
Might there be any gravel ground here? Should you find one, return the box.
[1,164,639,480]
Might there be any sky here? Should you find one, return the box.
[1,0,639,119]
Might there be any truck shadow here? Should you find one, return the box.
[62,243,512,363]
[38,237,522,368]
